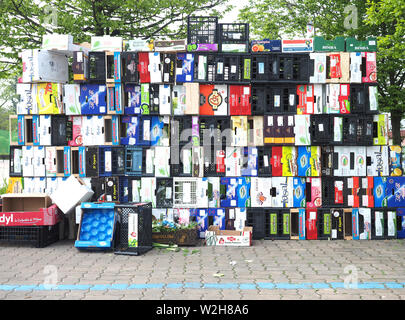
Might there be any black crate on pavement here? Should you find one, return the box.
[0,223,60,248]
[246,208,270,240]
[114,203,153,256]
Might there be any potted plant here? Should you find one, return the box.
[152,215,200,246]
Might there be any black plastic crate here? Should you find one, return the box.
[321,177,346,208]
[118,176,130,203]
[371,208,397,240]
[203,144,226,177]
[187,16,219,50]
[125,146,154,177]
[171,116,194,146]
[251,53,310,83]
[193,53,217,82]
[350,84,367,114]
[114,203,153,256]
[149,85,160,115]
[199,116,231,146]
[162,53,176,84]
[156,178,173,208]
[251,84,269,115]
[218,23,249,53]
[321,146,334,176]
[99,146,112,177]
[357,115,374,145]
[257,146,272,176]
[0,223,60,248]
[51,116,68,146]
[310,115,332,145]
[317,209,332,240]
[264,209,291,240]
[266,85,297,114]
[121,52,139,83]
[170,145,200,177]
[246,208,270,240]
[112,146,125,176]
[90,177,105,202]
[84,146,99,177]
[342,115,358,145]
[9,146,23,177]
[88,52,106,82]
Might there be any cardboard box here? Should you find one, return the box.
[362,52,377,83]
[176,53,194,83]
[366,146,389,176]
[247,116,264,147]
[290,208,306,240]
[373,113,389,145]
[67,116,83,146]
[64,84,81,115]
[270,146,283,177]
[250,177,272,208]
[352,208,372,240]
[373,177,387,208]
[154,146,171,178]
[184,83,199,114]
[91,36,122,52]
[231,116,248,146]
[240,147,258,177]
[81,116,106,146]
[78,146,99,178]
[123,84,142,115]
[251,39,281,52]
[23,177,46,194]
[306,177,322,209]
[293,177,306,208]
[9,146,23,177]
[42,34,89,55]
[80,84,107,115]
[205,225,252,246]
[294,115,311,145]
[309,53,326,83]
[371,209,397,239]
[313,36,345,52]
[282,39,313,52]
[0,194,61,226]
[21,49,69,83]
[148,52,163,83]
[229,85,251,115]
[281,146,297,177]
[154,39,187,52]
[51,175,94,214]
[326,52,350,83]
[207,177,221,208]
[385,177,405,208]
[73,51,89,82]
[124,39,154,52]
[297,85,316,114]
[106,83,124,114]
[333,146,367,176]
[271,177,293,208]
[199,84,228,116]
[397,208,405,239]
[346,37,377,52]
[219,177,239,207]
[172,85,187,115]
[150,116,170,147]
[389,145,403,176]
[75,202,117,249]
[225,147,242,177]
[36,83,64,114]
[16,83,37,114]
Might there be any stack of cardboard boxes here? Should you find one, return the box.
[5,16,405,247]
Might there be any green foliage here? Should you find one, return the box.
[0,0,232,79]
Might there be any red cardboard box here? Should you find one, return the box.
[0,194,62,226]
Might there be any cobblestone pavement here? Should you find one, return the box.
[1,239,405,300]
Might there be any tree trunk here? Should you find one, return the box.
[391,111,402,146]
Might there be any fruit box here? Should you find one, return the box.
[21,49,69,83]
[0,194,61,226]
[75,202,117,249]
[346,37,377,52]
[293,177,306,208]
[313,36,345,52]
[366,146,389,176]
[36,83,64,114]
[205,226,252,246]
[16,83,37,115]
[91,36,122,52]
[309,53,327,83]
[271,177,293,208]
[306,177,322,209]
[385,177,405,208]
[199,84,228,116]
[352,208,372,240]
[80,84,107,115]
[251,39,281,52]
[282,39,313,53]
[176,53,194,83]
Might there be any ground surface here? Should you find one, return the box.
[1,239,405,300]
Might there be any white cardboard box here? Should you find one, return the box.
[50,175,94,214]
[205,226,252,246]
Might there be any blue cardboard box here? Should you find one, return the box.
[208,208,226,231]
[150,116,170,147]
[220,177,239,207]
[297,146,311,177]
[75,202,116,249]
[373,177,387,208]
[386,177,405,208]
[352,208,372,240]
[80,84,107,115]
[120,116,151,146]
[190,208,209,238]
[293,177,306,208]
[176,53,194,82]
[124,84,142,115]
[397,208,405,239]
[251,39,282,52]
[241,147,258,176]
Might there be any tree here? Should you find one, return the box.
[0,0,232,79]
[240,0,405,144]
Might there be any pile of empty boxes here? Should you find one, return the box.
[3,16,405,250]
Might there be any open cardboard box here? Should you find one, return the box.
[0,193,61,226]
[205,225,252,246]
[50,175,94,214]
